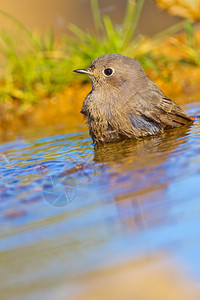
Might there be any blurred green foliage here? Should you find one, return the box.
[67,0,145,61]
[0,1,199,104]
[184,19,200,66]
[0,11,72,104]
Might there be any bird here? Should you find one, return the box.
[74,54,193,144]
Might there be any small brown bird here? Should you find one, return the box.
[74,54,193,144]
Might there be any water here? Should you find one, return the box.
[1,103,200,299]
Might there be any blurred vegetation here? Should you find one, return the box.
[0,0,199,107]
[0,10,72,105]
[156,0,200,20]
[67,0,146,63]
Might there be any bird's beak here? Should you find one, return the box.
[73,68,92,75]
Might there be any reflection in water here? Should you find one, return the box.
[70,255,200,300]
[0,109,200,300]
[94,126,190,163]
[94,127,190,231]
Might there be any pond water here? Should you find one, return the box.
[1,102,200,299]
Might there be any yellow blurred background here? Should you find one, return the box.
[0,0,181,36]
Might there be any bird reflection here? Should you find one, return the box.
[94,126,190,164]
[93,126,191,232]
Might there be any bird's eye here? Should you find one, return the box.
[103,68,113,76]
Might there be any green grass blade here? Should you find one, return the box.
[90,0,103,33]
[151,20,185,41]
[123,0,136,33]
[185,19,195,48]
[122,0,145,47]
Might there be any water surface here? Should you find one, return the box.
[1,103,200,299]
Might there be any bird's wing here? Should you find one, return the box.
[131,82,193,129]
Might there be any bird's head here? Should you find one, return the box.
[74,54,147,95]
